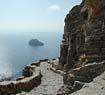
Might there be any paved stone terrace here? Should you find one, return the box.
[16,62,63,95]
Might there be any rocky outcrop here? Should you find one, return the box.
[59,0,105,70]
[57,61,105,95]
[58,0,105,94]
[71,71,105,95]
[0,62,42,95]
[29,39,44,46]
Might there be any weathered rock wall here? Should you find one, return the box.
[57,61,105,95]
[70,71,105,95]
[59,0,105,70]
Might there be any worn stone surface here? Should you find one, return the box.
[16,62,63,95]
[71,71,105,95]
[57,61,105,95]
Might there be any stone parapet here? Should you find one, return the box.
[0,62,42,95]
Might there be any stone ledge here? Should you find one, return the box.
[50,67,64,76]
[57,61,105,95]
[70,71,105,95]
[0,62,42,95]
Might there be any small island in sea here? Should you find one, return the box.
[29,39,44,46]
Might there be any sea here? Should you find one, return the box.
[0,31,63,80]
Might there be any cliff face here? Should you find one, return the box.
[59,0,105,70]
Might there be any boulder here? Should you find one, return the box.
[73,81,84,91]
[23,65,35,77]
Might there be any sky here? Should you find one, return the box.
[0,0,82,32]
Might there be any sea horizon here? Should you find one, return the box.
[0,30,63,80]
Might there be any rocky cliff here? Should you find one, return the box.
[0,0,105,95]
[57,0,105,94]
[59,0,105,70]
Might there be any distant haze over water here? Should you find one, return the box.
[0,31,63,79]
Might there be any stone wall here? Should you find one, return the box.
[59,0,105,70]
[0,62,42,95]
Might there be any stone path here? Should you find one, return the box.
[16,62,63,95]
[71,72,105,95]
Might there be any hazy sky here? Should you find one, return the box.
[0,0,82,31]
